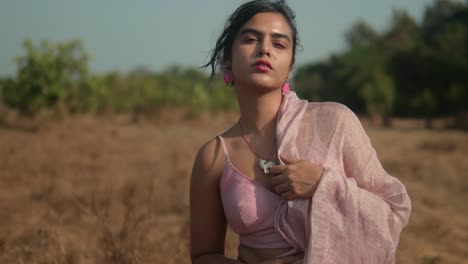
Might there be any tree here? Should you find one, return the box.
[380,9,418,56]
[1,39,91,115]
[296,0,468,129]
[423,0,465,31]
[345,20,379,48]
[360,69,396,127]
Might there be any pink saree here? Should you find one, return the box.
[272,91,411,264]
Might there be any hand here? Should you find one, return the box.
[269,155,324,200]
[238,245,303,264]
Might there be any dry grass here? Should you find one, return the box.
[0,112,467,263]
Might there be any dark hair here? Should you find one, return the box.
[202,0,299,79]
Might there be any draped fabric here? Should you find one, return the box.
[273,91,411,264]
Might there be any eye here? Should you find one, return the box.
[244,37,257,43]
[274,42,286,49]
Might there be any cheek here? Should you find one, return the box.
[231,48,252,75]
[230,47,244,70]
[278,53,293,78]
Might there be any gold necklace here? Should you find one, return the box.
[238,118,278,174]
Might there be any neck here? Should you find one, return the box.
[236,87,283,137]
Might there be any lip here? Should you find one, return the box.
[252,60,273,70]
[254,64,271,72]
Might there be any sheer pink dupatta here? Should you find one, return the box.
[274,92,411,264]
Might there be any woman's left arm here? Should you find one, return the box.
[337,107,412,241]
[271,106,411,263]
[312,106,412,263]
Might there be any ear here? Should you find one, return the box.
[283,71,292,84]
[287,68,293,78]
[223,60,232,72]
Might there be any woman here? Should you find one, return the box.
[189,1,411,263]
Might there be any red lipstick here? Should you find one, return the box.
[252,60,272,72]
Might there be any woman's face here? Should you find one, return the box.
[228,12,294,93]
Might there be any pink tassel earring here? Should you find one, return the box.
[224,72,233,86]
[282,82,290,95]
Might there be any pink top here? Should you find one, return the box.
[217,135,297,250]
[217,91,411,264]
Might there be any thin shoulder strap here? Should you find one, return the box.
[216,135,230,161]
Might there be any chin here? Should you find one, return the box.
[247,76,278,92]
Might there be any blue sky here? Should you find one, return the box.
[1,0,437,77]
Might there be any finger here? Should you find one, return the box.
[273,182,290,194]
[280,154,301,165]
[271,173,288,186]
[269,164,287,175]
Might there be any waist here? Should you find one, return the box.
[239,228,291,249]
[238,245,302,263]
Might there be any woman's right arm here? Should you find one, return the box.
[190,137,243,264]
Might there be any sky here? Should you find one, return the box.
[0,0,438,77]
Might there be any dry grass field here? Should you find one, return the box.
[0,111,467,264]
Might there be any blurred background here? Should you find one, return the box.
[0,0,467,263]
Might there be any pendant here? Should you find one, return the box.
[258,159,277,174]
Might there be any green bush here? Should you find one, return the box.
[1,39,238,117]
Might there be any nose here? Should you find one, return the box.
[257,41,270,57]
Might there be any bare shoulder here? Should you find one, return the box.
[190,135,230,260]
[191,135,226,184]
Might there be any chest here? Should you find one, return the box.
[224,137,279,191]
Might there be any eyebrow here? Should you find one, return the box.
[239,28,292,43]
